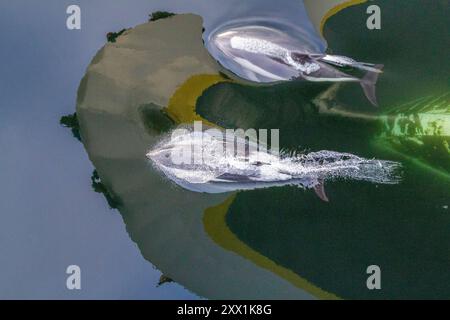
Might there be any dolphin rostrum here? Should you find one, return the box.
[209,25,384,106]
[146,126,401,200]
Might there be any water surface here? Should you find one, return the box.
[1,0,448,299]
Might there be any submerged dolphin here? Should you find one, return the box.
[146,127,401,201]
[209,25,384,106]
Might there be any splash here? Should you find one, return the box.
[283,150,402,184]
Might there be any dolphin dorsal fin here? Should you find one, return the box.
[313,180,329,202]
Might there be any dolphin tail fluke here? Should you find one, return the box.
[313,180,329,202]
[360,64,384,107]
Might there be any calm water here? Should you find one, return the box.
[1,0,449,299]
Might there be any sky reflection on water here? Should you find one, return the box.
[0,0,312,299]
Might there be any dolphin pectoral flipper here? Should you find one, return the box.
[313,180,329,202]
[360,64,384,107]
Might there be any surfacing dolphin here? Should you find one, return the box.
[146,127,401,201]
[208,24,384,106]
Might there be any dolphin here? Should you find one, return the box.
[209,25,384,106]
[146,127,401,201]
